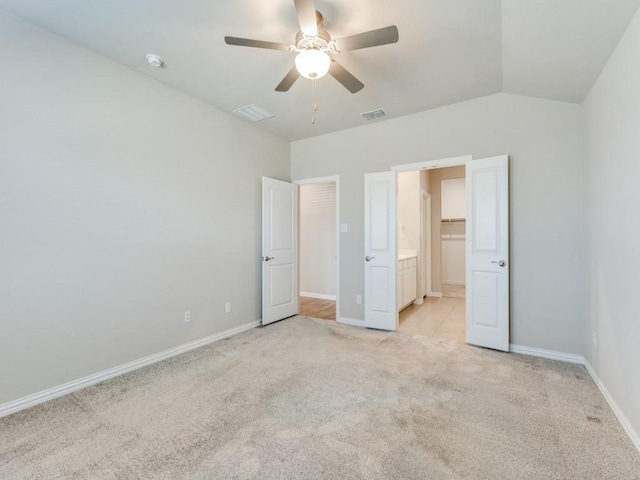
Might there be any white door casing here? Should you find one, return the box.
[262,177,299,325]
[421,190,432,298]
[364,172,397,331]
[465,156,510,351]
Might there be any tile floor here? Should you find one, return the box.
[399,295,466,343]
[442,283,465,299]
[299,293,465,343]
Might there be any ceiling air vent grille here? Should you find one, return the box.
[360,109,387,121]
[233,104,274,122]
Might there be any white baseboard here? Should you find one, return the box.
[0,320,261,418]
[413,298,424,305]
[337,317,365,328]
[300,292,337,301]
[584,360,640,452]
[428,291,443,298]
[509,344,585,364]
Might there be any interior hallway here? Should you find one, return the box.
[399,296,466,342]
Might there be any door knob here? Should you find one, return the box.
[263,256,275,262]
[365,256,375,262]
[491,260,507,267]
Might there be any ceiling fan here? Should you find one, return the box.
[224,0,399,94]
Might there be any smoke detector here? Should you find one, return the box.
[146,54,164,68]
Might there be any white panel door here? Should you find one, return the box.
[466,156,509,351]
[262,177,299,325]
[364,172,397,330]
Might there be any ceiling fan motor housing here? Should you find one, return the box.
[295,27,332,53]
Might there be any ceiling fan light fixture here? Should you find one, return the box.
[295,49,330,79]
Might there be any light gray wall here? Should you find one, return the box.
[583,6,640,445]
[299,183,336,297]
[397,171,420,253]
[0,11,289,405]
[291,93,585,354]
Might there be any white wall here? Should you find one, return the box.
[441,178,466,220]
[0,11,289,405]
[291,93,584,354]
[583,6,640,447]
[299,183,336,298]
[442,238,466,286]
[397,171,420,253]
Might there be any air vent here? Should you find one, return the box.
[360,109,387,121]
[233,104,274,122]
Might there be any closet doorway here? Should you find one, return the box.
[295,176,339,321]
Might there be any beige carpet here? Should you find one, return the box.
[1,316,638,479]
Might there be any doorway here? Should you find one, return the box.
[295,176,340,321]
[396,166,467,343]
[361,154,509,351]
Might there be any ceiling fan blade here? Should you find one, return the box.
[333,25,399,52]
[225,36,291,52]
[329,60,364,94]
[293,0,318,37]
[275,66,301,92]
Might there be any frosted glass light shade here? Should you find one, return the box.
[295,49,331,79]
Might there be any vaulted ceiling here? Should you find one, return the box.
[1,0,638,140]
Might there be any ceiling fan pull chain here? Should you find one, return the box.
[311,78,317,125]
[312,78,318,112]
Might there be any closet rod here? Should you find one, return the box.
[441,218,466,223]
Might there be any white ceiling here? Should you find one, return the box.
[1,0,638,141]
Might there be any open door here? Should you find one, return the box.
[262,177,299,325]
[364,172,397,330]
[466,156,509,351]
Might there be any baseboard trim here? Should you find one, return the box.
[337,317,365,327]
[0,320,261,418]
[584,360,640,452]
[428,291,443,298]
[300,292,337,301]
[509,344,585,364]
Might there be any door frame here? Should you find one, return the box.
[391,155,471,333]
[392,155,471,300]
[420,189,432,300]
[294,175,340,321]
[392,155,472,173]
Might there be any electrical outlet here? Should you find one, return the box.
[356,294,362,305]
[225,302,231,313]
[184,311,191,323]
[340,223,349,233]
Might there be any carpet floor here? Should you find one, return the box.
[1,316,638,479]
